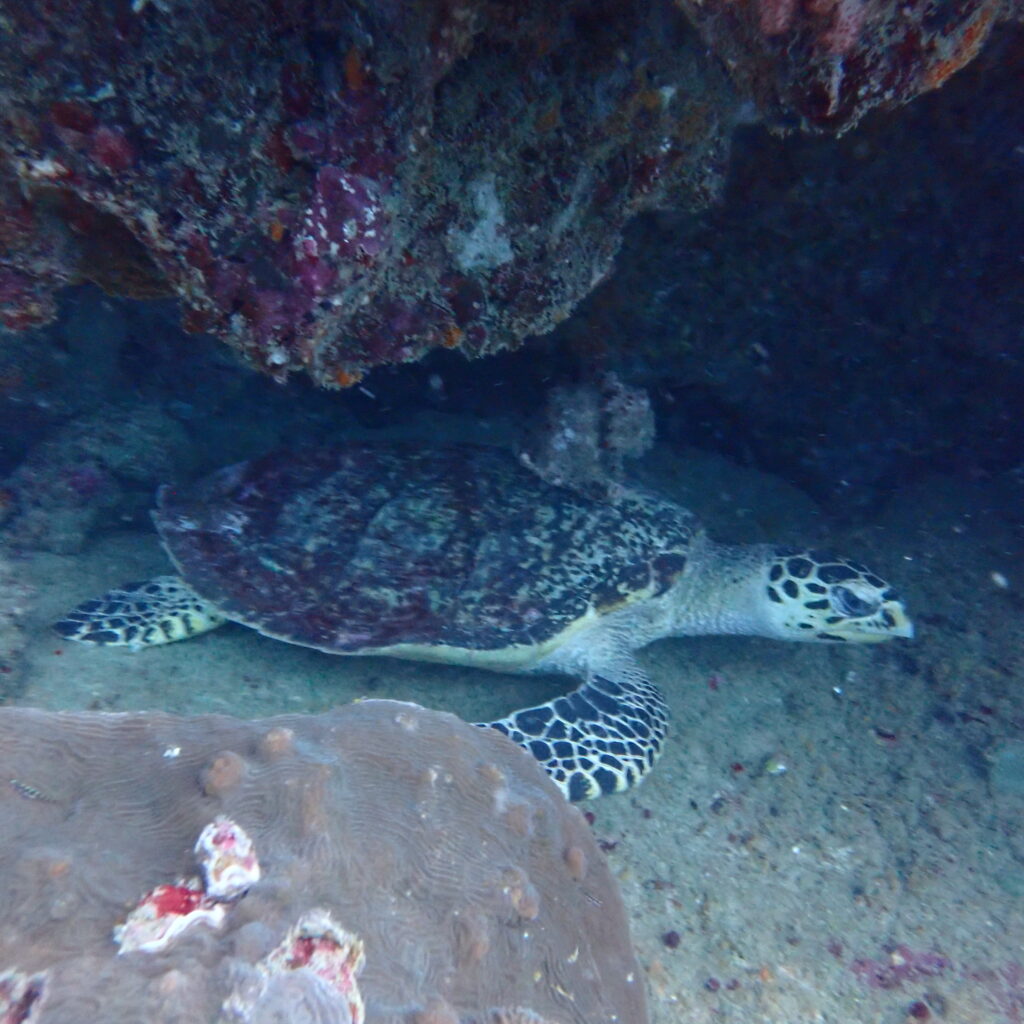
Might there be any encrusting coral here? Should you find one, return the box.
[0,700,647,1024]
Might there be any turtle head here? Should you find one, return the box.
[758,547,913,643]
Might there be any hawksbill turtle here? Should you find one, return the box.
[55,442,912,801]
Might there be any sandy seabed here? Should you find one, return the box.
[7,445,1024,1024]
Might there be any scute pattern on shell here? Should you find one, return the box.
[154,443,700,653]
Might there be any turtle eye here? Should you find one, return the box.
[830,583,880,619]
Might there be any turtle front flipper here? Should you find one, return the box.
[54,575,226,649]
[482,655,670,802]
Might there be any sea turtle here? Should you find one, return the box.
[55,442,912,801]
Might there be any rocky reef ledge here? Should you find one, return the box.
[1,0,1018,386]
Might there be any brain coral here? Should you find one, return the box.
[0,700,646,1024]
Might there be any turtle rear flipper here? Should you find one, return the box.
[54,575,225,649]
[482,653,669,802]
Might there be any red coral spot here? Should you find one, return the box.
[150,884,204,917]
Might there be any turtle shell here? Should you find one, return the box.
[154,443,699,660]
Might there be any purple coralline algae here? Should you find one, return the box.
[0,1,1017,385]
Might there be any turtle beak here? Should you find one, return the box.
[883,599,914,639]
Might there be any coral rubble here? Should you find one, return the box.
[524,374,656,498]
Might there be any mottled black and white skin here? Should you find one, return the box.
[55,443,913,801]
